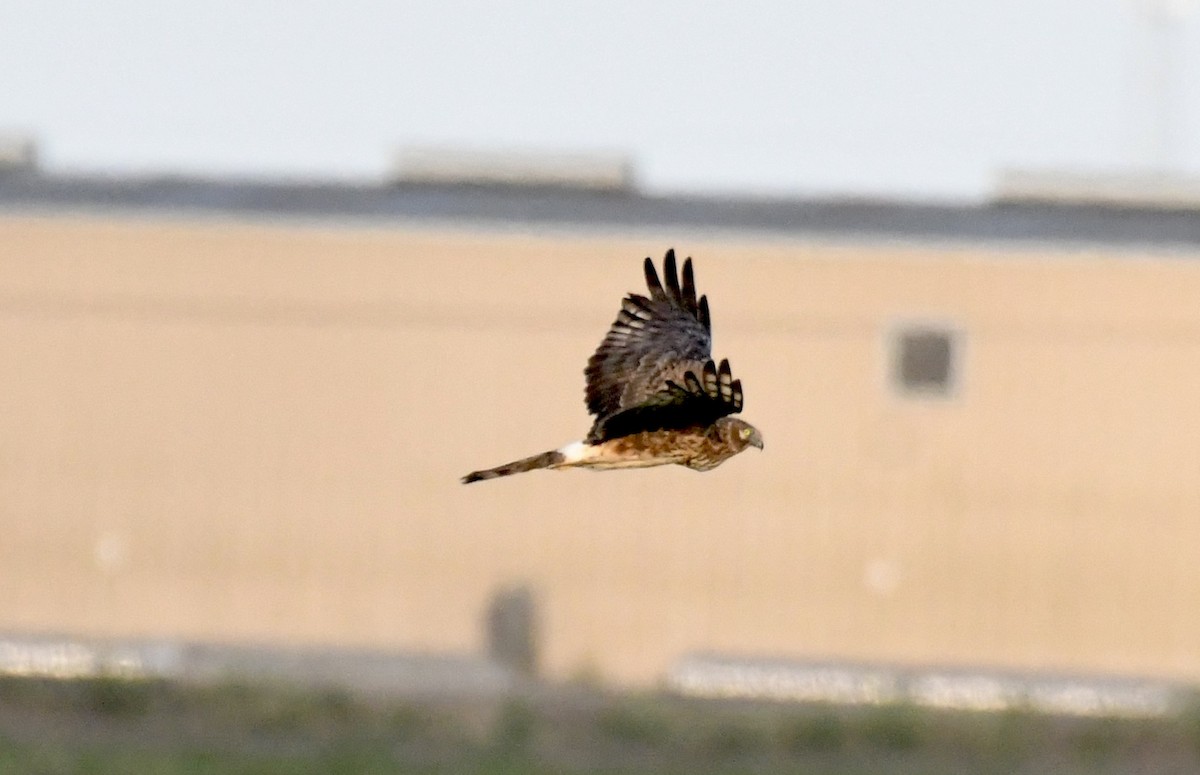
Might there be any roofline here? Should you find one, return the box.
[2,170,1200,249]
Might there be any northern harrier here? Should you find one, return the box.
[462,249,762,483]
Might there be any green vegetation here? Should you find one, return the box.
[779,709,846,752]
[597,699,672,746]
[1,675,1199,774]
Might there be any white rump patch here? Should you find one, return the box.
[558,440,591,464]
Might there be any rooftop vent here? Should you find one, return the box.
[391,146,636,193]
[0,133,38,174]
[994,169,1200,210]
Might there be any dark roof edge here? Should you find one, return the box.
[2,171,1199,248]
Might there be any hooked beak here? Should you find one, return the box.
[750,433,764,451]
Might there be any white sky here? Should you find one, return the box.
[2,0,1198,198]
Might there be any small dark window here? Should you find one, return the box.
[892,326,958,397]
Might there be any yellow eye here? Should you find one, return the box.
[740,427,752,440]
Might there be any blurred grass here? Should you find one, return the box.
[1,676,1199,774]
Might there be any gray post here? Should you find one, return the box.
[485,584,538,679]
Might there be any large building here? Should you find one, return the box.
[3,177,1200,688]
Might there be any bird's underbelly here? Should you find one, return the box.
[565,430,708,471]
[683,454,727,471]
[578,456,680,471]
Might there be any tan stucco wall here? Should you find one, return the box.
[3,213,1199,684]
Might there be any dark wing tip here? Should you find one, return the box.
[698,295,711,333]
[680,257,699,315]
[663,250,682,303]
[644,256,666,300]
[644,249,703,321]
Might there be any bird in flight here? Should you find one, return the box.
[462,249,762,483]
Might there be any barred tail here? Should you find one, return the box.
[461,449,567,484]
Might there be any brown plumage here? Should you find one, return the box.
[462,249,763,484]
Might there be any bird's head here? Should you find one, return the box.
[727,418,764,451]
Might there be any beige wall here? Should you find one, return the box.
[3,213,1200,685]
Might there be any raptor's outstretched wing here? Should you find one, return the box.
[585,250,744,442]
[585,249,711,418]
